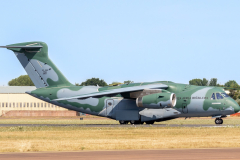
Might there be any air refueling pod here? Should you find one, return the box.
[136,92,176,109]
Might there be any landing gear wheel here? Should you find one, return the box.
[215,118,223,124]
[220,119,223,124]
[130,120,140,124]
[130,120,136,124]
[145,121,155,125]
[119,120,128,125]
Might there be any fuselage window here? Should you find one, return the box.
[221,93,229,97]
[211,93,215,100]
[216,93,224,99]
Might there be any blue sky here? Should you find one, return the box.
[0,1,239,86]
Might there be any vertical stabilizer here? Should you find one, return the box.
[1,42,73,88]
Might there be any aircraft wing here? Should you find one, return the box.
[53,83,168,101]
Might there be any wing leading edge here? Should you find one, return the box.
[53,83,168,101]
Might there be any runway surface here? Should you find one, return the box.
[0,123,238,127]
[1,148,240,160]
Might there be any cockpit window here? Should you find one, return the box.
[221,93,229,97]
[211,93,215,100]
[216,93,224,99]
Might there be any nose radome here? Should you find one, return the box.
[230,99,240,113]
[235,104,240,113]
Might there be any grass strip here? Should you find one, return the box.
[0,126,240,152]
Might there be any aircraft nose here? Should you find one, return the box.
[230,99,240,113]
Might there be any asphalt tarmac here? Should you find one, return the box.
[1,148,240,160]
[0,123,238,127]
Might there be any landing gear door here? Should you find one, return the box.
[106,99,114,116]
[182,103,188,113]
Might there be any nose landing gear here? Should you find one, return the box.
[215,118,223,124]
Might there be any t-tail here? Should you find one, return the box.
[0,41,73,88]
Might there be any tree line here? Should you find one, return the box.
[8,75,239,89]
[189,78,239,88]
[8,75,134,87]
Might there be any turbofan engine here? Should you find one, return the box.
[136,92,176,108]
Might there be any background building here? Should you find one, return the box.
[0,86,77,116]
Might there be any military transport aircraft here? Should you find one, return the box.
[1,42,239,125]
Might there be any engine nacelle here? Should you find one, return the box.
[136,92,176,108]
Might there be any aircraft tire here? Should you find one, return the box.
[130,120,140,124]
[220,119,223,124]
[130,120,135,124]
[119,120,127,125]
[145,121,155,124]
[215,118,223,124]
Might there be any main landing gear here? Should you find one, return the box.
[119,120,142,125]
[215,118,223,124]
[130,120,144,125]
[145,121,155,124]
[119,120,129,125]
[119,120,154,125]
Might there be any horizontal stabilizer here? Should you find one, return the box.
[0,45,42,48]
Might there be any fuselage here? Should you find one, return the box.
[27,81,240,122]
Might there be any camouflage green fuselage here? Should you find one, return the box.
[28,81,240,121]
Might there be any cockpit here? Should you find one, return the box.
[211,93,229,100]
[221,93,229,98]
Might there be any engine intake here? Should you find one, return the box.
[136,92,176,108]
